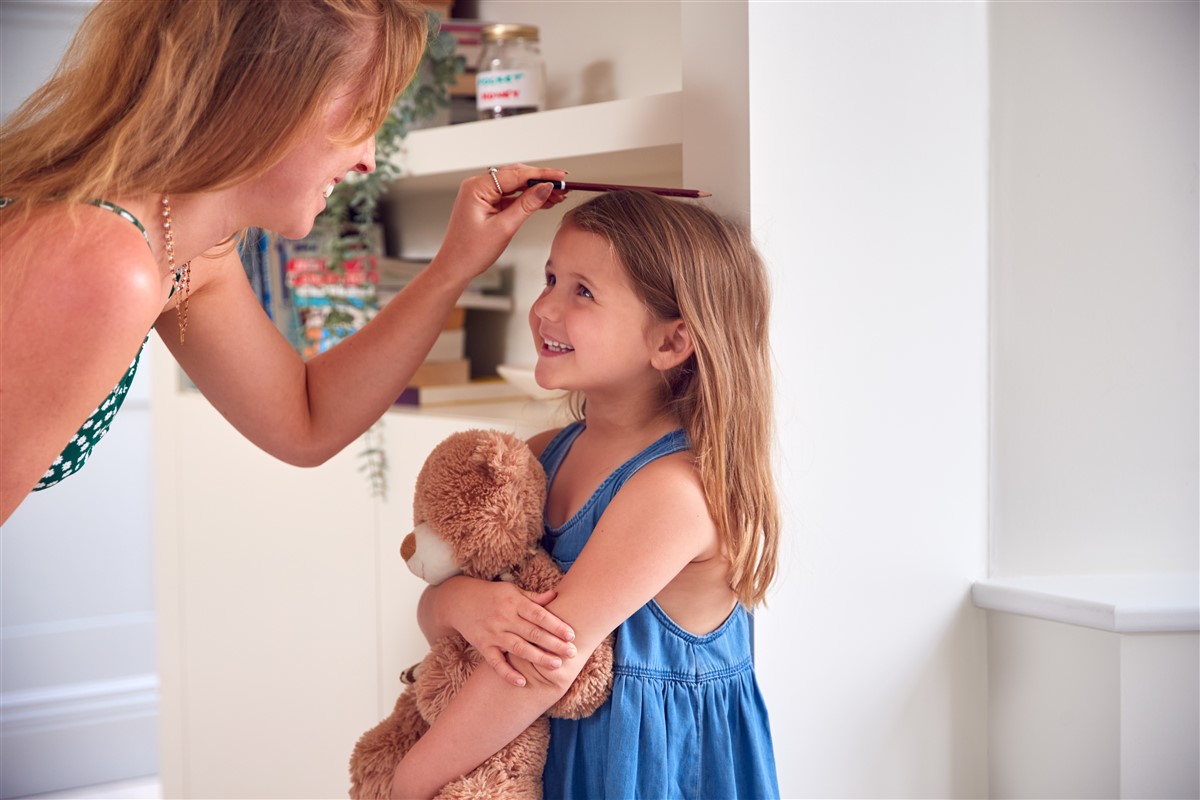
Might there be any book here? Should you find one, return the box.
[376,289,514,312]
[428,328,466,361]
[409,358,470,387]
[376,257,506,294]
[395,378,530,408]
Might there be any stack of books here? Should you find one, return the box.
[404,306,470,397]
[375,257,530,407]
[376,256,507,308]
[395,304,529,408]
[277,223,383,361]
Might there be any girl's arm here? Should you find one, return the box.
[161,167,563,468]
[390,452,718,799]
[416,578,575,686]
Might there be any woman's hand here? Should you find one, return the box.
[431,163,568,285]
[423,577,577,687]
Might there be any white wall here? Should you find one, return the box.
[748,3,991,797]
[983,2,1199,796]
[989,0,1199,576]
[0,2,159,797]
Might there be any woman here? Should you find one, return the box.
[0,0,574,668]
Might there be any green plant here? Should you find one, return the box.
[358,419,389,500]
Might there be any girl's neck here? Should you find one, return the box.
[580,392,681,443]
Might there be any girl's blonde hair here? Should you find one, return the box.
[565,191,780,608]
[0,0,426,212]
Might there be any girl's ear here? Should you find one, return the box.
[650,319,694,371]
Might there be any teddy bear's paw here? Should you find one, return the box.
[415,642,481,723]
[435,761,543,800]
[548,634,615,719]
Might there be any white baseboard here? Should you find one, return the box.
[1,674,158,734]
[1,676,159,799]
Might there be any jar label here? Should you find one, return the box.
[476,69,542,110]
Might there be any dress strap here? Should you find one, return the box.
[0,198,151,252]
[89,199,152,251]
[541,425,690,545]
[539,421,586,491]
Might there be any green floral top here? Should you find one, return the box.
[5,199,159,491]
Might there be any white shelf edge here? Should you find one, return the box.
[388,396,572,428]
[388,91,683,185]
[971,572,1200,633]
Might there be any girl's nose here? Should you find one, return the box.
[355,136,376,174]
[531,290,556,320]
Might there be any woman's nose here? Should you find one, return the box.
[355,136,376,174]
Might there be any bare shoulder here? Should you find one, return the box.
[627,449,705,502]
[526,427,565,459]
[7,204,164,317]
[1,205,169,519]
[613,450,715,542]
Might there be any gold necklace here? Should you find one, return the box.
[161,194,191,343]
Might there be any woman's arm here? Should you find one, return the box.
[163,167,563,467]
[390,453,717,799]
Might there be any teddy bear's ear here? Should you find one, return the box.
[468,430,529,482]
[467,430,504,475]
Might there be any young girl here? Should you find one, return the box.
[394,190,781,799]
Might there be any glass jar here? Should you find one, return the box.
[476,23,544,119]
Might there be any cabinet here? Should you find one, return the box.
[153,2,750,796]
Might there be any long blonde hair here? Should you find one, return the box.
[0,0,425,212]
[565,191,780,608]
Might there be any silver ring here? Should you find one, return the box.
[487,166,503,196]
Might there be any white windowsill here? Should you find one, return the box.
[972,572,1200,633]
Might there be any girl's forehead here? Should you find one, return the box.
[552,224,614,260]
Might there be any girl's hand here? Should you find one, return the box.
[440,578,577,687]
[431,163,568,285]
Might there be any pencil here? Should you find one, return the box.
[526,179,711,199]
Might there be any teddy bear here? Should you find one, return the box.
[348,428,614,799]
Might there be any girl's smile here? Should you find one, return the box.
[529,222,666,399]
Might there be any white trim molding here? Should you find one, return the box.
[972,572,1200,633]
[0,674,158,735]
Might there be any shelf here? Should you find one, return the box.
[389,395,573,429]
[386,92,683,195]
[455,292,512,311]
[971,572,1200,633]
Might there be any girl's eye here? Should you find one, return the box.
[544,273,556,287]
[577,285,594,299]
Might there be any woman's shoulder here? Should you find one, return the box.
[4,203,164,332]
[11,200,152,255]
[38,203,159,291]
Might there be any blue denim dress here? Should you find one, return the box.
[539,422,780,799]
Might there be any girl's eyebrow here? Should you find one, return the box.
[546,259,595,286]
